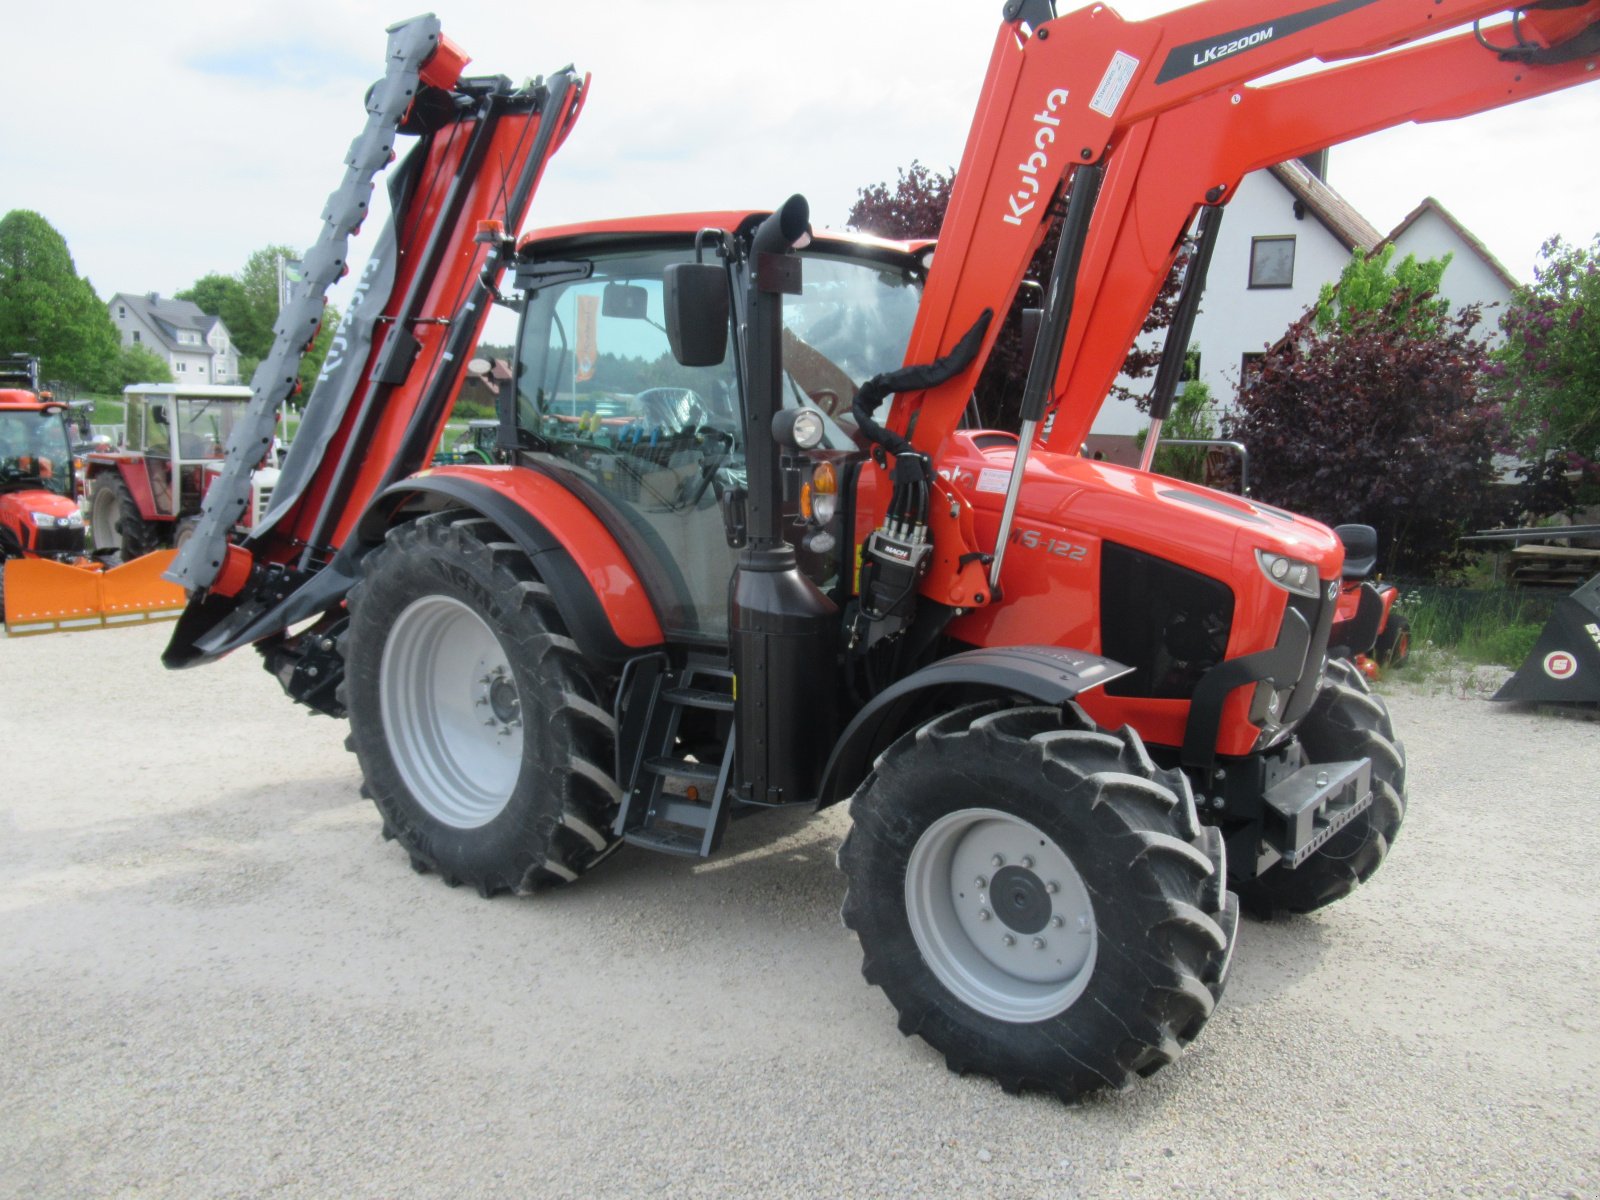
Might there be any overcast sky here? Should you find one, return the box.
[6,0,1598,322]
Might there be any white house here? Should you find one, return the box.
[1087,156,1516,463]
[1385,196,1517,342]
[108,292,241,385]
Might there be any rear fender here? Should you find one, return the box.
[359,467,664,664]
[816,645,1131,808]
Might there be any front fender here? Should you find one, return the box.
[361,466,665,664]
[816,645,1131,808]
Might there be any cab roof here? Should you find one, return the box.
[0,388,57,411]
[518,211,933,261]
[123,383,253,400]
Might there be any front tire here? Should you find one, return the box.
[839,702,1238,1101]
[89,474,158,561]
[344,512,622,896]
[1235,674,1407,916]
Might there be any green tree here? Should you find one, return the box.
[118,343,173,386]
[1313,244,1451,336]
[1135,375,1217,484]
[0,210,121,390]
[1487,233,1600,511]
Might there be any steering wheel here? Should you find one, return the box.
[634,387,707,434]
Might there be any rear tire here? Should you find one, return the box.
[1235,675,1407,917]
[343,512,622,896]
[89,474,158,561]
[839,701,1238,1101]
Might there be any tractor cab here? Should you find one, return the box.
[0,394,84,564]
[508,215,927,637]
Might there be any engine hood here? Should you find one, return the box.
[939,435,1343,577]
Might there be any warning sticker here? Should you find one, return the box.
[1544,650,1578,680]
[1089,51,1140,118]
[976,467,1012,495]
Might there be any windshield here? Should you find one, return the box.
[175,398,243,459]
[0,409,72,496]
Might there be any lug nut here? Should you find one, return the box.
[1050,915,1064,929]
[1045,881,1059,894]
[991,854,1005,868]
[1033,937,1046,950]
[978,909,991,922]
[1001,934,1015,947]
[975,876,988,889]
[1021,856,1034,870]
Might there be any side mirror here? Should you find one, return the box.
[601,282,650,321]
[665,263,729,367]
[151,404,168,426]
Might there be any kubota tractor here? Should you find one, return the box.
[1,358,185,635]
[160,2,1600,1099]
[85,384,279,561]
[1,359,86,610]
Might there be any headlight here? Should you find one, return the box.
[1255,548,1321,598]
[811,493,838,525]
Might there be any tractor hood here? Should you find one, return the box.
[939,434,1343,580]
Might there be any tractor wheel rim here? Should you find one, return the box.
[89,487,117,550]
[379,594,522,829]
[905,807,1097,1023]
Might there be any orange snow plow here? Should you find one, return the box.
[2,550,186,637]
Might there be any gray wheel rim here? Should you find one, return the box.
[379,594,523,829]
[89,486,118,551]
[905,807,1097,1023]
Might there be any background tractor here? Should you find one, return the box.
[85,384,279,561]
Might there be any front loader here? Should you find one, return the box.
[162,2,1599,1100]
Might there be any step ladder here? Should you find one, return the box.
[615,656,737,857]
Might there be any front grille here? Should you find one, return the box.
[1101,543,1235,699]
[32,524,84,555]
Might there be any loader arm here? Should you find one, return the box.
[163,18,586,667]
[894,0,1600,464]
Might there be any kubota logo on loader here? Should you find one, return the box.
[1002,89,1071,227]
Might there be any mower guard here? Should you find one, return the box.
[1492,573,1600,705]
[3,551,186,636]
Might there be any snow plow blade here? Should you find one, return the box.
[1492,574,1600,706]
[2,551,186,637]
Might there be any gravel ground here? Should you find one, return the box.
[2,624,1597,1199]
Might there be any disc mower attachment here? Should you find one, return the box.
[2,551,186,637]
[1492,573,1600,705]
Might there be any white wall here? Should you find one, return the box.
[1390,209,1512,343]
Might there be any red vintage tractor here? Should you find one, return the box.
[84,384,278,562]
[160,2,1600,1099]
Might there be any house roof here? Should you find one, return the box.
[1383,196,1518,290]
[110,292,227,356]
[1266,161,1383,253]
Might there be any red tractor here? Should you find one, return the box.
[1,356,86,607]
[85,384,278,562]
[161,2,1600,1100]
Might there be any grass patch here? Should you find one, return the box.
[1396,584,1554,670]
